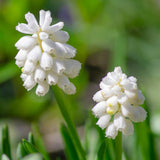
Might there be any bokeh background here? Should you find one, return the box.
[0,0,160,159]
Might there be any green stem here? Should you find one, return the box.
[52,86,86,160]
[115,132,122,160]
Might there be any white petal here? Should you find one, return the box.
[34,67,46,82]
[102,76,115,86]
[25,12,39,32]
[111,85,121,95]
[93,90,104,102]
[105,123,118,139]
[39,10,46,26]
[121,104,132,118]
[53,42,76,58]
[36,81,49,96]
[47,22,64,34]
[114,66,122,74]
[99,81,111,90]
[23,74,36,91]
[122,119,134,135]
[136,90,145,105]
[92,101,106,118]
[121,79,137,91]
[114,113,126,130]
[1,154,9,160]
[118,94,128,105]
[121,105,147,122]
[52,58,65,75]
[51,31,69,43]
[128,76,137,82]
[41,39,55,53]
[16,23,34,34]
[106,96,118,109]
[20,73,27,81]
[41,11,52,31]
[23,60,36,74]
[15,60,25,67]
[27,46,42,63]
[125,90,137,99]
[15,36,37,50]
[130,106,147,122]
[63,59,81,78]
[96,115,111,129]
[39,32,49,40]
[57,75,76,94]
[15,49,28,61]
[40,52,53,70]
[46,71,58,85]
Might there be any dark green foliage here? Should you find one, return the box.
[60,124,80,160]
[2,125,12,160]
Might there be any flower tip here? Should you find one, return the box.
[60,21,64,27]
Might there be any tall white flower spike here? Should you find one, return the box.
[92,66,147,139]
[15,10,81,96]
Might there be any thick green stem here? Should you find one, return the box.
[115,132,122,160]
[52,86,86,160]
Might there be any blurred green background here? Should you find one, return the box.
[0,0,160,159]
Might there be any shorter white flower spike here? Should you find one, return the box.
[92,66,147,139]
[15,10,81,96]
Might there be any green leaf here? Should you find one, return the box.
[52,86,86,160]
[31,124,50,160]
[28,132,35,145]
[21,153,43,160]
[60,124,80,160]
[97,142,107,160]
[0,61,19,84]
[16,142,27,160]
[22,139,39,154]
[2,125,12,160]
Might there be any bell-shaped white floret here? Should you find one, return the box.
[15,49,28,61]
[105,123,118,139]
[23,60,36,74]
[40,52,53,70]
[36,81,49,96]
[57,75,76,94]
[92,101,107,118]
[34,67,46,82]
[96,115,111,129]
[23,74,36,91]
[52,58,65,75]
[27,46,42,63]
[51,31,69,43]
[46,71,58,85]
[15,36,37,50]
[63,59,81,78]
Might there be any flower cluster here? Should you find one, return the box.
[92,67,147,139]
[15,10,81,96]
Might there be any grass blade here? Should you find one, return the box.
[16,142,28,160]
[32,123,50,160]
[52,86,86,160]
[22,139,39,154]
[61,124,80,160]
[2,125,12,160]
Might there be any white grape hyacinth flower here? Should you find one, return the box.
[92,66,147,139]
[15,10,81,96]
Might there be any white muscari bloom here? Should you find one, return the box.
[15,10,81,96]
[92,66,147,139]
